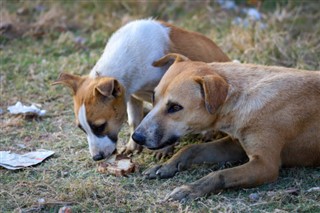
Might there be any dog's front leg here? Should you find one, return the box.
[153,145,176,160]
[165,145,281,202]
[144,136,247,179]
[121,96,144,155]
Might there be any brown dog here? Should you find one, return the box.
[132,53,320,201]
[52,20,229,161]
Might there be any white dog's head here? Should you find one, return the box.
[53,74,126,160]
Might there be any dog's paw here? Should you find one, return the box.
[120,139,143,156]
[165,184,203,202]
[143,165,162,179]
[143,163,178,179]
[153,145,175,160]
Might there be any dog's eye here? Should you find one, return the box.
[90,122,107,136]
[167,104,183,114]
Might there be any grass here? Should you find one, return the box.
[1,0,319,212]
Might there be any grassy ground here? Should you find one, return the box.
[1,0,319,212]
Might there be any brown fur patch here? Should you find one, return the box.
[160,21,230,62]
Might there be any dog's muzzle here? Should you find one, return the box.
[132,132,146,145]
[92,148,117,161]
[147,135,179,150]
[92,151,105,161]
[132,129,179,150]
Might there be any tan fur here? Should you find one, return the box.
[160,22,230,62]
[73,77,126,138]
[137,54,320,201]
[53,74,126,142]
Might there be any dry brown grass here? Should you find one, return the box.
[1,0,319,212]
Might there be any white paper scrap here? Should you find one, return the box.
[0,149,54,170]
[7,101,46,116]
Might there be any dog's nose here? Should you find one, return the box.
[132,131,146,145]
[92,152,105,161]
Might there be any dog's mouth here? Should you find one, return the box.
[146,135,179,150]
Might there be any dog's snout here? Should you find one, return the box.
[132,131,146,145]
[92,152,105,161]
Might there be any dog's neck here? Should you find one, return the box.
[211,62,302,138]
[210,63,271,137]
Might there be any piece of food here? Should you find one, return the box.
[97,154,136,176]
[58,206,72,213]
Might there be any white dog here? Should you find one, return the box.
[53,19,230,161]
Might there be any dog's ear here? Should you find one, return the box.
[94,78,122,98]
[194,75,228,114]
[51,73,83,95]
[152,53,190,67]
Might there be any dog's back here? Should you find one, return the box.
[211,63,320,166]
[89,20,171,96]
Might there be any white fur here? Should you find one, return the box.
[89,19,171,99]
[78,104,116,158]
[82,19,172,157]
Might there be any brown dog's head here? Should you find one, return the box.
[132,53,229,150]
[52,74,126,160]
